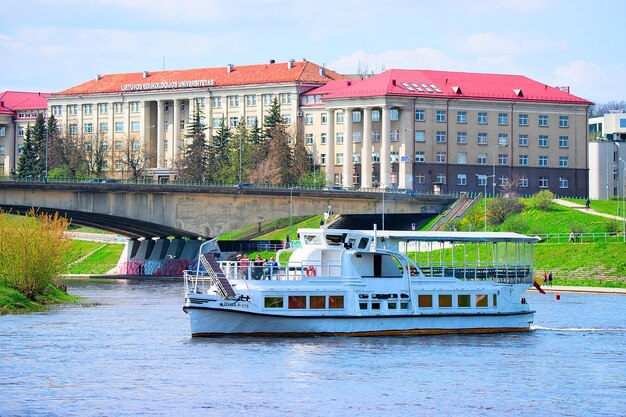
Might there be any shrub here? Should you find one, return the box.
[604,218,621,234]
[570,222,586,234]
[499,216,529,234]
[0,210,71,299]
[528,190,555,211]
[487,197,524,226]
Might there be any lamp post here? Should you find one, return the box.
[476,174,495,232]
[289,187,293,239]
[312,140,316,189]
[239,131,243,184]
[492,143,506,197]
[620,158,626,243]
[44,124,49,181]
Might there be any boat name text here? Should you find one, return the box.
[220,302,249,308]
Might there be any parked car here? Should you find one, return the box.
[233,183,257,190]
[323,185,345,191]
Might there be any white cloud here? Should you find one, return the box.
[329,48,459,74]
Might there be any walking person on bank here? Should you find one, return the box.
[585,198,590,209]
[543,271,548,286]
[548,271,553,287]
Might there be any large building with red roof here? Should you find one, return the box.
[48,60,591,196]
[301,68,592,196]
[0,91,50,175]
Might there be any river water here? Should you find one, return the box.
[1,280,624,417]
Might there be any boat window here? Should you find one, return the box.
[492,294,498,307]
[329,295,344,309]
[418,294,433,308]
[347,238,357,248]
[326,234,344,246]
[458,294,471,308]
[358,294,369,299]
[288,295,306,309]
[264,297,283,308]
[476,294,488,308]
[371,302,380,310]
[400,302,409,310]
[309,295,326,309]
[303,234,322,245]
[400,293,410,299]
[358,237,369,249]
[359,302,368,310]
[438,294,452,308]
[388,302,397,310]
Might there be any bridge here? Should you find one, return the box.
[0,181,456,238]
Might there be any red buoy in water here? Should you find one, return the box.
[555,294,560,300]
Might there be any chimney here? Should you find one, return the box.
[288,59,295,69]
[143,71,149,78]
[347,80,351,86]
[95,74,102,81]
[319,67,326,77]
[0,101,3,107]
[227,64,234,73]
[269,59,276,64]
[392,79,397,86]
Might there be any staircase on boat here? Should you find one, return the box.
[200,253,237,299]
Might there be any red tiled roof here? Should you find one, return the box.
[0,91,50,110]
[57,61,345,96]
[305,69,592,104]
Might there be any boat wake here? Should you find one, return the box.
[532,326,626,332]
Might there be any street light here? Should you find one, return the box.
[289,187,293,239]
[44,123,49,181]
[476,174,495,232]
[492,143,506,197]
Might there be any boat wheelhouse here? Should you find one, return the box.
[183,228,540,336]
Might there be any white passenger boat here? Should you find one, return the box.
[183,228,540,336]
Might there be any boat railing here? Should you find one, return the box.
[217,260,341,281]
[184,270,213,294]
[418,264,532,284]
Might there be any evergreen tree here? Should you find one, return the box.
[17,125,36,177]
[209,117,232,182]
[266,124,292,184]
[227,121,255,184]
[291,120,312,184]
[31,113,46,177]
[263,98,283,138]
[249,119,263,145]
[46,116,64,171]
[177,107,209,181]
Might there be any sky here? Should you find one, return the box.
[2,0,625,104]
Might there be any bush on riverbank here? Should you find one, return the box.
[0,210,71,299]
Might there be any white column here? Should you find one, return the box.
[173,99,180,162]
[108,101,114,170]
[157,100,165,168]
[361,107,372,189]
[326,110,335,184]
[380,106,391,188]
[398,107,412,190]
[342,108,353,188]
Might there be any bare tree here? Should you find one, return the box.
[119,135,148,181]
[84,131,109,177]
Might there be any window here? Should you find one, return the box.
[436,110,446,122]
[390,151,399,163]
[436,173,446,184]
[498,153,508,165]
[18,126,24,136]
[336,153,344,165]
[228,96,239,108]
[372,110,381,122]
[115,122,124,132]
[280,93,291,104]
[100,141,108,151]
[539,177,549,188]
[457,132,467,144]
[309,296,325,309]
[321,133,327,144]
[68,105,78,115]
[83,104,93,115]
[195,98,206,109]
[288,295,306,309]
[164,120,169,132]
[390,109,399,121]
[353,131,362,143]
[415,151,425,162]
[283,114,292,125]
[457,111,467,124]
[498,133,508,146]
[352,110,362,123]
[0,144,4,155]
[115,140,123,150]
[52,105,62,116]
[559,156,569,167]
[415,173,425,184]
[457,152,467,164]
[518,176,528,188]
[476,294,488,308]
[539,155,548,166]
[229,117,239,128]
[69,124,78,134]
[477,153,487,165]
[498,113,508,125]
[131,121,140,132]
[418,294,433,308]
[499,176,508,187]
[372,131,380,143]
[212,97,222,108]
[436,151,446,163]
[457,174,467,186]
[263,94,274,106]
[84,123,93,133]
[264,297,283,308]
[518,114,528,126]
[477,133,487,145]
[114,102,124,113]
[0,127,4,137]
[246,116,257,126]
[130,102,140,113]
[372,152,380,163]
[321,154,326,165]
[539,114,549,127]
[132,140,140,151]
[415,109,425,121]
[212,118,222,128]
[439,294,452,308]
[539,135,548,147]
[17,144,23,154]
[390,130,399,142]
[336,133,344,144]
[559,136,569,148]
[458,294,471,308]
[415,130,425,142]
[353,152,361,163]
[559,177,569,188]
[336,112,344,124]
[303,113,313,125]
[477,175,487,186]
[321,113,328,124]
[114,159,123,170]
[164,103,169,113]
[306,133,314,145]
[436,131,446,143]
[478,112,487,124]
[328,295,344,309]
[519,134,529,147]
[519,155,528,166]
[559,116,569,128]
[245,95,256,107]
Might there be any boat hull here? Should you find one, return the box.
[185,306,534,337]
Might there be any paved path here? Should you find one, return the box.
[65,231,126,243]
[529,285,626,295]
[553,199,623,221]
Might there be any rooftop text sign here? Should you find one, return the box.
[121,79,215,92]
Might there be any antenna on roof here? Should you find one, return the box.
[162,56,165,71]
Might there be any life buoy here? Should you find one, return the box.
[305,265,316,276]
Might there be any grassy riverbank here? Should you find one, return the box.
[0,282,81,315]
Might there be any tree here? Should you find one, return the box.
[209,117,232,182]
[226,121,256,184]
[119,135,147,181]
[84,131,109,177]
[177,107,209,181]
[263,98,283,138]
[17,113,46,178]
[265,124,293,184]
[291,121,311,184]
[487,197,524,226]
[17,125,36,177]
[60,132,88,178]
[46,116,64,172]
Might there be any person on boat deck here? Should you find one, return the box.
[238,254,250,278]
[264,256,278,279]
[252,254,265,279]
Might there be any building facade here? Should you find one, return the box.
[0,91,50,175]
[587,111,626,199]
[301,70,592,197]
